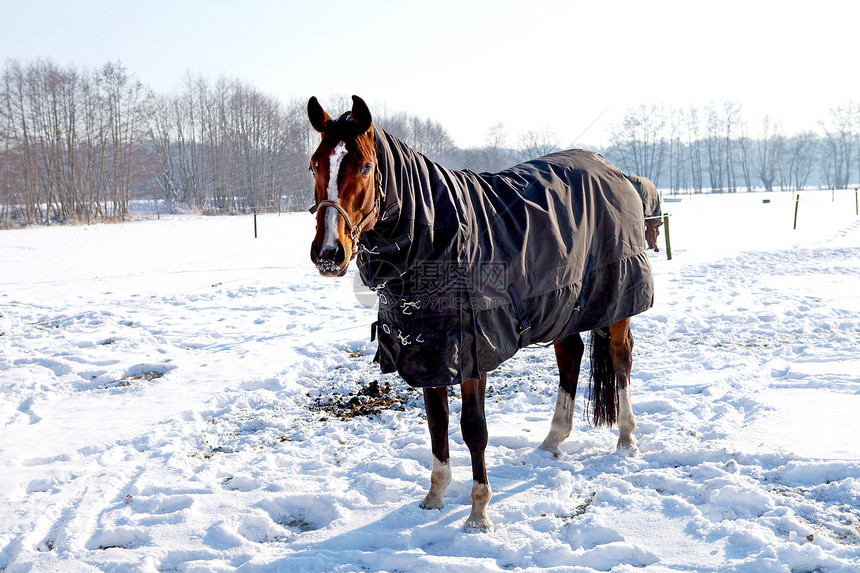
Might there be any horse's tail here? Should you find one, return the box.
[587,327,618,427]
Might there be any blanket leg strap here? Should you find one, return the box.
[507,284,533,347]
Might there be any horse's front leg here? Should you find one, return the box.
[540,334,585,456]
[608,319,637,454]
[461,374,493,533]
[420,386,451,510]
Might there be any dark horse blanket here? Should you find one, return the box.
[626,174,662,219]
[359,128,654,388]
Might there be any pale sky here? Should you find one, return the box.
[2,0,857,148]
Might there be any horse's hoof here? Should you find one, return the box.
[616,440,639,457]
[464,517,495,534]
[538,441,563,459]
[419,495,444,510]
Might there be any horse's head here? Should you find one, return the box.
[308,95,380,277]
[644,219,661,251]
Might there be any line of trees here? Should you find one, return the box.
[146,73,311,214]
[0,59,320,226]
[1,59,147,225]
[0,59,462,227]
[602,102,859,193]
[3,57,860,228]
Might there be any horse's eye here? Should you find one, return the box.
[361,163,373,176]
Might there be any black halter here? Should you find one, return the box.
[309,163,385,261]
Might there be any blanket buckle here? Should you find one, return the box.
[396,330,412,346]
[400,300,421,315]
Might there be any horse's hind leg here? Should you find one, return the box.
[540,334,585,456]
[608,319,637,454]
[420,386,452,510]
[461,374,494,533]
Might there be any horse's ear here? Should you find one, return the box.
[351,95,372,133]
[308,97,331,133]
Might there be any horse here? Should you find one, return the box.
[625,174,663,251]
[307,95,654,533]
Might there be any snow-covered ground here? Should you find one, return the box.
[1,189,859,572]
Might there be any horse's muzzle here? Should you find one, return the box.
[310,241,348,277]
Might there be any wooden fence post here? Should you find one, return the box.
[793,195,800,229]
[663,214,672,260]
[254,211,258,238]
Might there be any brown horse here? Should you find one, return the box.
[307,96,653,533]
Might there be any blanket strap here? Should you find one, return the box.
[507,284,533,347]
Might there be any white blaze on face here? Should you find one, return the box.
[321,141,348,252]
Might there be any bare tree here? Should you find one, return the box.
[819,102,856,188]
[516,128,559,162]
[781,132,818,191]
[0,60,39,223]
[736,123,754,192]
[101,62,148,219]
[754,115,784,191]
[704,102,744,191]
[683,106,705,192]
[479,122,512,172]
[146,93,180,207]
[375,106,455,160]
[665,108,687,192]
[607,105,668,182]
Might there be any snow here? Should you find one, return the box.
[1,188,859,572]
